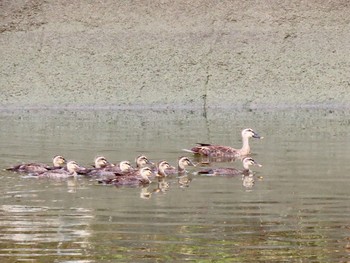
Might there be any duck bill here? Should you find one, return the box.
[188,160,196,167]
[254,161,263,167]
[147,160,155,166]
[253,132,263,139]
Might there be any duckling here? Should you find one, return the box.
[5,155,67,174]
[36,161,82,179]
[165,156,195,175]
[197,157,262,176]
[135,155,153,169]
[98,167,153,186]
[86,160,132,177]
[185,128,263,158]
[92,156,110,168]
[156,161,173,178]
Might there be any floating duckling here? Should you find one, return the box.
[97,167,153,186]
[85,160,133,177]
[35,161,82,179]
[165,156,195,175]
[5,155,67,174]
[155,161,174,178]
[92,156,110,168]
[184,128,263,158]
[135,155,153,169]
[197,157,262,176]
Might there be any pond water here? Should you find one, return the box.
[0,108,349,262]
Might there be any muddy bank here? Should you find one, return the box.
[1,1,350,109]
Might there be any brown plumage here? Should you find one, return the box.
[197,157,262,176]
[5,155,67,174]
[97,167,153,186]
[165,156,195,175]
[186,128,263,158]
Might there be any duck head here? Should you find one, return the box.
[242,157,262,170]
[94,156,110,169]
[178,156,195,170]
[66,161,82,174]
[242,128,263,139]
[157,161,172,177]
[135,155,153,168]
[139,167,153,183]
[52,155,67,167]
[119,160,133,172]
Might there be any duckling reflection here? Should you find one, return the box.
[197,157,262,176]
[185,128,263,158]
[177,174,192,188]
[97,167,153,186]
[165,156,195,176]
[242,174,255,189]
[152,178,170,193]
[5,155,67,174]
[35,161,82,179]
[139,186,153,199]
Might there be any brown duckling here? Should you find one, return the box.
[36,161,82,179]
[155,161,174,178]
[185,128,263,158]
[98,167,153,186]
[5,155,67,174]
[135,155,153,169]
[85,160,132,177]
[197,157,262,176]
[92,156,110,168]
[165,156,195,175]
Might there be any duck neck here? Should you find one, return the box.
[69,171,78,176]
[178,163,186,173]
[157,169,167,178]
[240,137,251,156]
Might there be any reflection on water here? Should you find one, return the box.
[0,108,350,262]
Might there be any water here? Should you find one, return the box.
[0,108,349,262]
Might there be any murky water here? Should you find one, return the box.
[0,108,349,262]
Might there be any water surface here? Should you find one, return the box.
[0,108,349,262]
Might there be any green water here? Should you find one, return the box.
[0,108,349,262]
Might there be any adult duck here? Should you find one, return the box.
[185,128,263,158]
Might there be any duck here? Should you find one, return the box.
[184,128,263,158]
[155,161,174,178]
[85,160,133,177]
[92,156,110,168]
[97,167,153,186]
[135,155,153,169]
[35,161,82,179]
[5,155,67,174]
[165,156,195,175]
[197,157,262,176]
